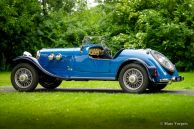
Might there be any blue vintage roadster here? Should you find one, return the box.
[11,39,184,93]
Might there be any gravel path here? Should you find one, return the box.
[1,86,194,95]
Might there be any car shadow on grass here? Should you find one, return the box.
[34,88,124,93]
[33,88,194,95]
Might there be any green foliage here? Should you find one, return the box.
[0,0,42,70]
[0,0,194,71]
[106,0,194,71]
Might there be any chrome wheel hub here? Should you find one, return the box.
[19,74,28,82]
[14,68,33,88]
[123,68,143,90]
[128,74,137,84]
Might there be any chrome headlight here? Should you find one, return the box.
[55,54,62,60]
[151,50,175,73]
[36,51,40,59]
[48,53,55,60]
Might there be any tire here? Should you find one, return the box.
[39,75,62,89]
[119,63,149,93]
[148,83,167,91]
[11,63,39,92]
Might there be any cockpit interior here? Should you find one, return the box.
[88,46,112,59]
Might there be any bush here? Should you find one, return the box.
[106,0,194,71]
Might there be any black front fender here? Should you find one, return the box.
[13,56,61,79]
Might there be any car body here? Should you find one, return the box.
[11,43,184,93]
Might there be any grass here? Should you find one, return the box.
[0,72,11,86]
[0,72,194,129]
[0,93,194,129]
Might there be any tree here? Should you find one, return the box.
[0,0,42,70]
[0,0,194,71]
[103,0,194,71]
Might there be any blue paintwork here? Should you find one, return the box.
[13,44,181,83]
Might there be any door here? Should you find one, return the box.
[73,55,111,73]
[89,58,111,73]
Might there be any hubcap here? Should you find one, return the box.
[14,68,33,88]
[128,74,137,83]
[19,74,28,82]
[123,68,143,90]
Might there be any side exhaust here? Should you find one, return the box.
[171,76,184,82]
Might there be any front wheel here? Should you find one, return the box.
[119,63,149,93]
[11,63,39,91]
[39,75,62,89]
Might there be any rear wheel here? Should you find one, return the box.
[39,75,62,89]
[11,63,38,91]
[148,83,167,91]
[119,63,149,93]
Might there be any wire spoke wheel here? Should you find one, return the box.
[119,63,149,93]
[123,68,143,90]
[11,63,38,91]
[15,68,33,88]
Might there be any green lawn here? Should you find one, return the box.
[0,72,194,129]
[0,72,11,86]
